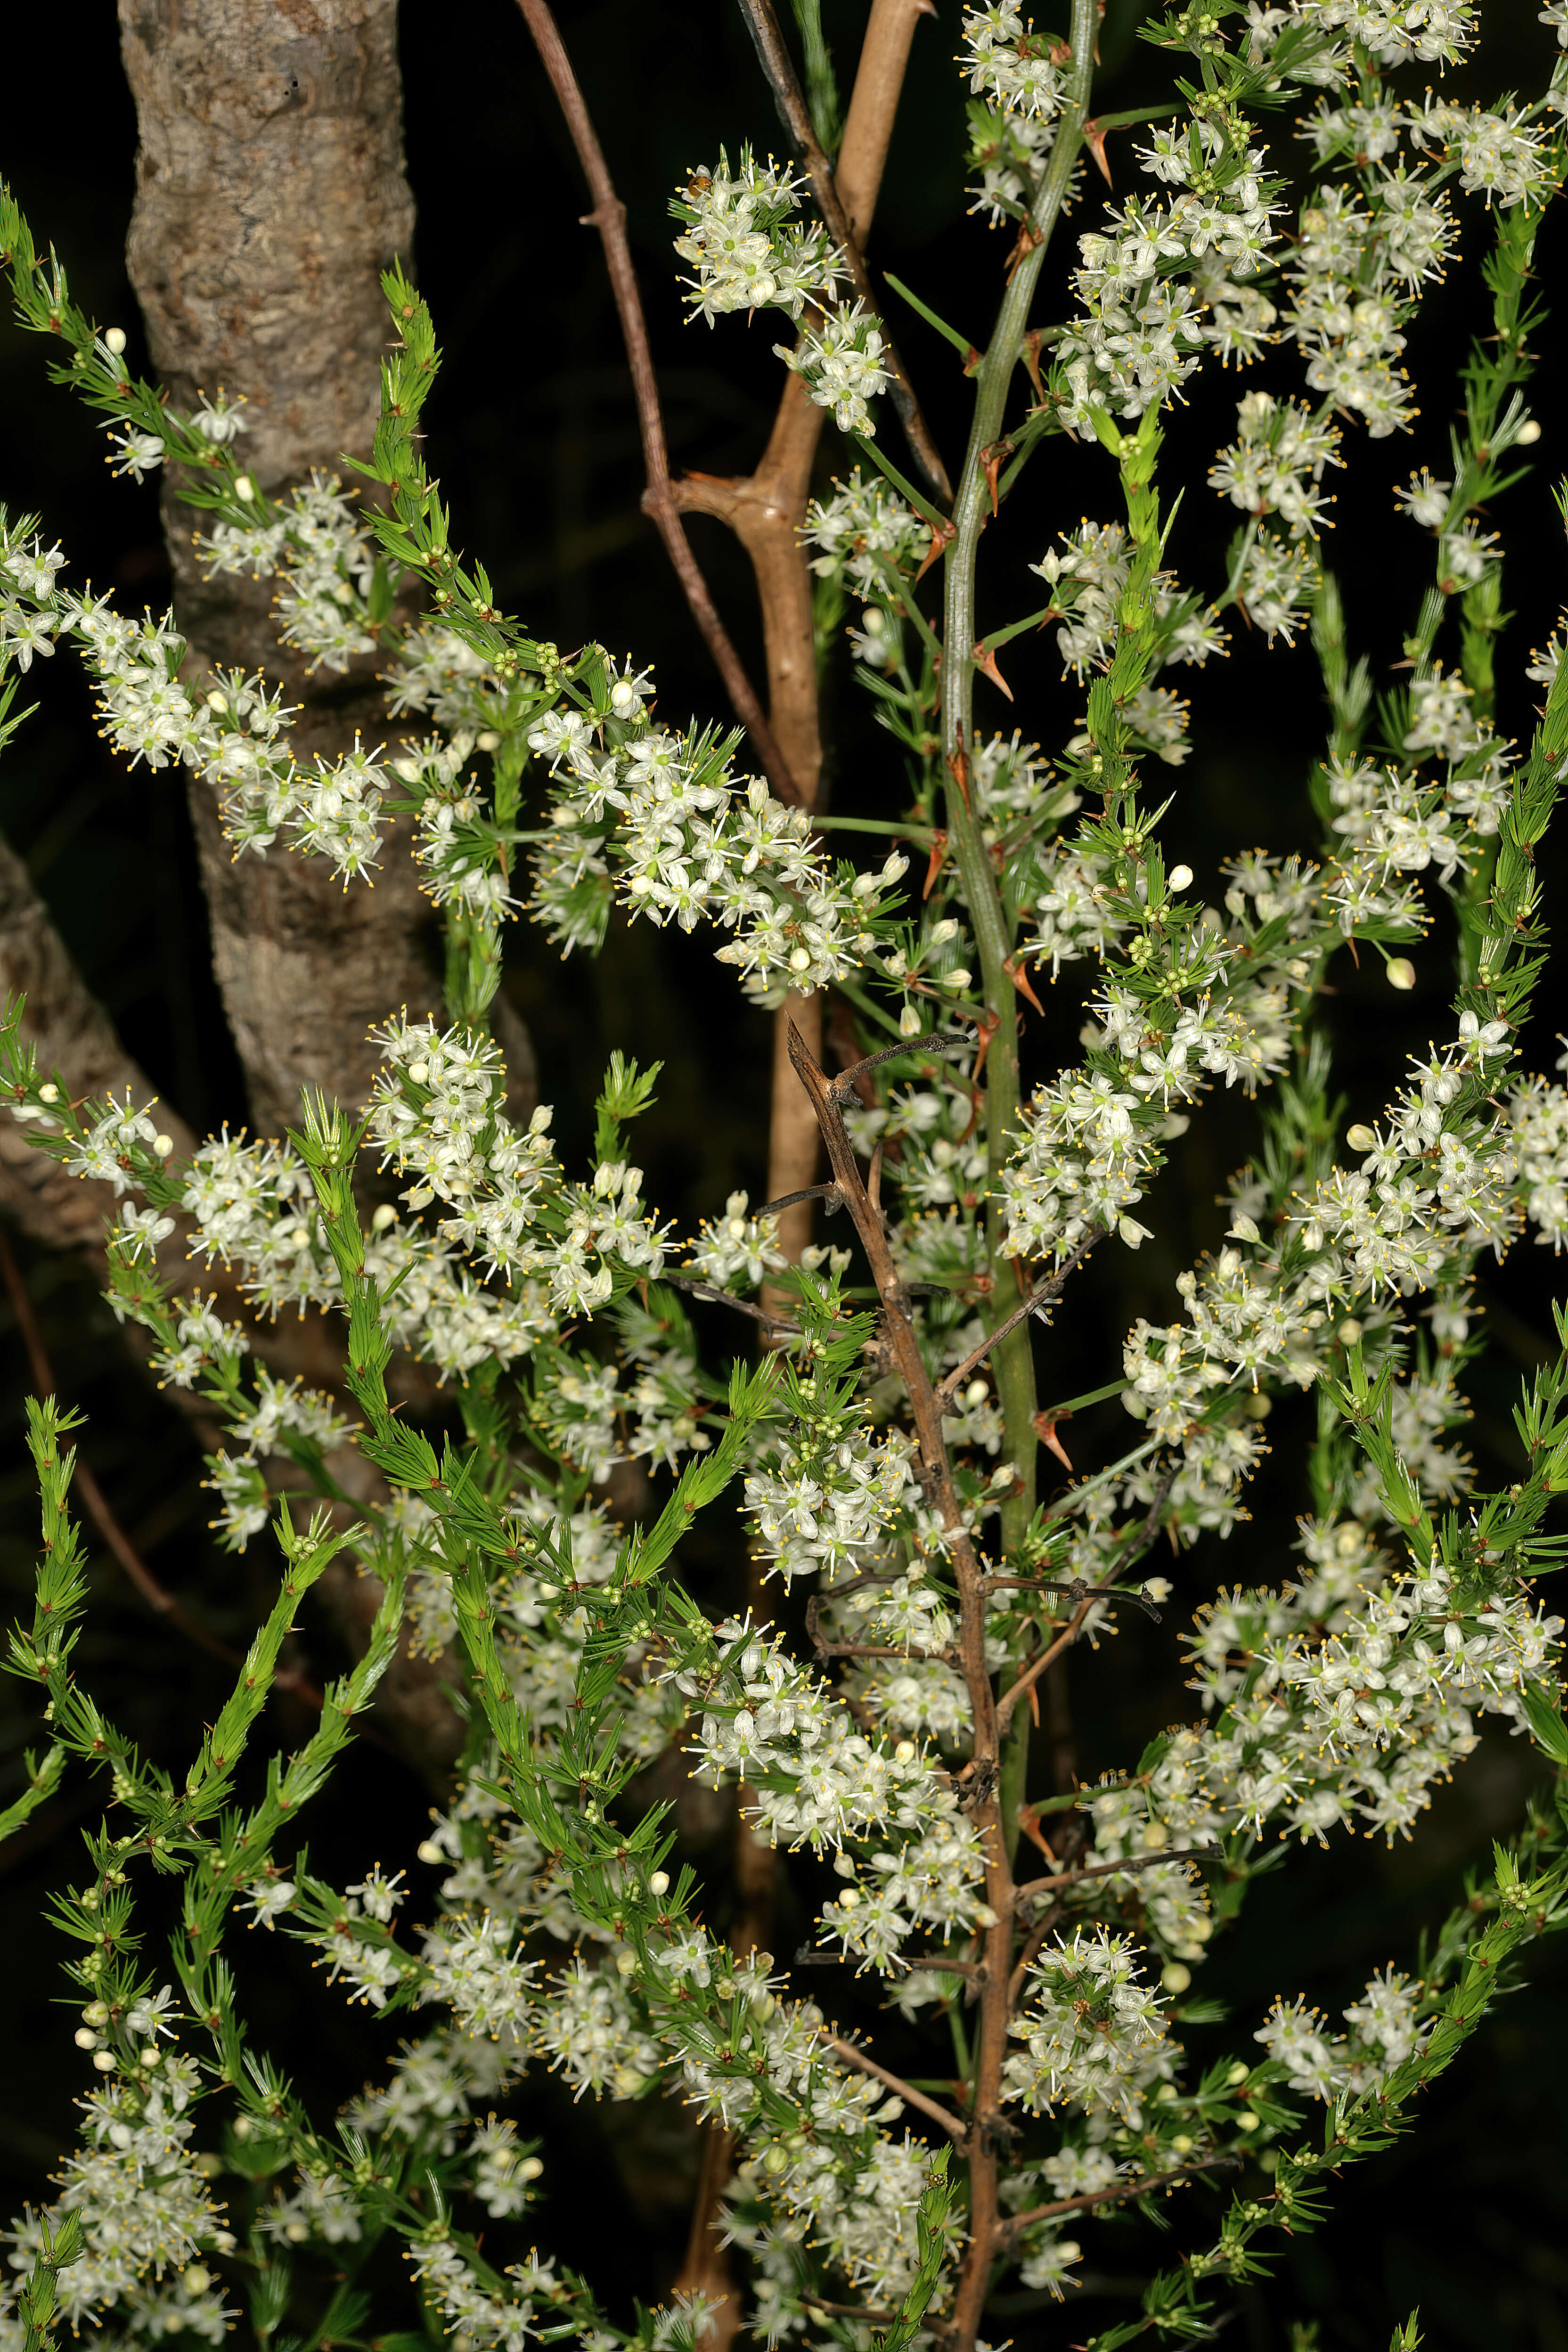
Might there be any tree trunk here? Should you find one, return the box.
[115,0,500,1135]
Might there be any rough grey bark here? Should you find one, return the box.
[115,0,476,1136]
[0,831,197,1261]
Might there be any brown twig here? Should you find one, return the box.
[661,1271,799,1333]
[512,0,805,811]
[825,2034,971,2144]
[787,1023,1016,2315]
[733,0,952,503]
[0,1225,331,1717]
[1012,1844,1223,1914]
[997,2155,1241,2241]
[934,1228,1102,1411]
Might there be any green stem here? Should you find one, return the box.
[940,0,1097,1863]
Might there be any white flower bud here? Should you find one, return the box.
[1517,418,1542,445]
[92,2050,117,2072]
[1345,1123,1377,1152]
[476,730,501,751]
[1386,957,1416,991]
[649,1870,670,1896]
[416,1839,444,1865]
[836,1887,861,1909]
[104,327,128,355]
[406,1061,429,1085]
[1142,1576,1173,1604]
[234,475,254,502]
[1236,2110,1261,2132]
[1161,1962,1192,1993]
[899,1002,922,1037]
[930,918,960,944]
[518,2156,544,2181]
[882,851,909,882]
[789,945,812,973]
[894,1740,916,1762]
[943,967,973,990]
[371,1202,398,1232]
[183,2269,212,2297]
[1168,863,1193,892]
[153,1133,174,1159]
[616,1950,637,1975]
[38,1083,59,1104]
[1227,2062,1250,2086]
[74,2028,99,2050]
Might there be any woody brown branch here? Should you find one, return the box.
[785,1020,1016,2340]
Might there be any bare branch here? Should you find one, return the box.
[934,1228,1102,1412]
[824,2034,971,2144]
[732,0,952,502]
[1013,1845,1223,1916]
[997,2156,1241,2240]
[512,0,805,811]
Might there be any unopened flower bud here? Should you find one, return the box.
[234,475,254,502]
[38,1083,59,1104]
[153,1133,174,1158]
[1142,1576,1172,1604]
[649,1870,670,1896]
[1168,863,1193,892]
[104,327,128,355]
[1386,957,1416,991]
[1337,1318,1363,1345]
[1517,418,1542,445]
[944,967,973,991]
[371,1202,397,1232]
[518,2156,544,2181]
[1161,1962,1192,1993]
[616,1950,636,1975]
[788,946,812,973]
[92,2050,117,2073]
[476,730,501,751]
[898,1003,922,1037]
[416,1838,444,1865]
[1345,1123,1377,1152]
[406,1061,429,1085]
[74,2029,99,2050]
[183,2269,212,2296]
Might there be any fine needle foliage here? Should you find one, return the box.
[3,3,1568,2349]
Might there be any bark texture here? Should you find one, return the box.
[116,0,458,1136]
[0,832,197,1258]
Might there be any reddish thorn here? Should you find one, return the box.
[964,345,983,376]
[1082,118,1114,189]
[1032,1407,1075,1473]
[1003,953,1045,1016]
[970,1007,999,1083]
[979,440,1013,516]
[915,516,956,585]
[922,830,950,901]
[1018,1803,1057,1860]
[945,747,972,810]
[974,641,1013,702]
[1027,1679,1041,1730]
[1021,328,1046,406]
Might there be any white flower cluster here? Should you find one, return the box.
[1054,120,1280,431]
[671,149,841,324]
[0,532,394,880]
[527,699,908,1003]
[1078,1523,1563,1874]
[0,2013,233,2344]
[674,1617,992,1967]
[1004,1928,1172,2122]
[801,467,930,600]
[198,470,379,675]
[688,1189,788,1291]
[776,300,890,439]
[1031,519,1227,684]
[745,1393,916,1587]
[1508,1071,1568,1250]
[1256,1966,1429,2097]
[1209,390,1343,537]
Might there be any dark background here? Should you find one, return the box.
[2,3,1567,2346]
